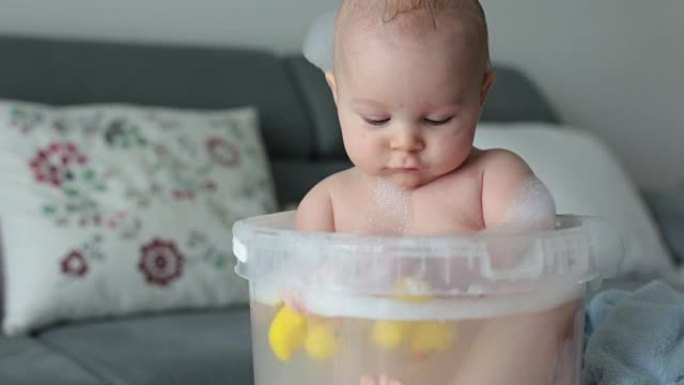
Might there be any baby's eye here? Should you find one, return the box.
[363,117,391,126]
[424,116,454,126]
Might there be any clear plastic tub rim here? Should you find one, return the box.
[233,211,621,320]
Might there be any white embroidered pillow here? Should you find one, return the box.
[0,101,276,335]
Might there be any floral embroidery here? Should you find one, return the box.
[60,251,89,277]
[139,238,184,286]
[172,189,196,201]
[10,107,44,133]
[205,180,217,191]
[30,142,88,188]
[105,212,141,239]
[104,119,147,148]
[146,111,181,129]
[59,235,105,279]
[185,230,233,268]
[79,112,105,136]
[145,136,230,202]
[206,137,240,168]
[7,104,273,285]
[31,141,124,232]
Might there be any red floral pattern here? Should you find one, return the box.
[172,189,196,201]
[138,239,184,286]
[61,251,89,277]
[206,137,240,168]
[8,107,269,290]
[29,142,88,187]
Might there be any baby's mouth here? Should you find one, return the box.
[391,167,419,172]
[389,157,421,171]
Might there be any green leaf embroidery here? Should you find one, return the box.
[66,203,80,212]
[197,163,213,177]
[43,205,56,215]
[82,169,95,180]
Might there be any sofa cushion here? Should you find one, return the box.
[0,334,105,384]
[0,101,275,335]
[0,35,311,159]
[284,56,345,160]
[36,307,253,385]
[474,123,672,277]
[270,159,351,206]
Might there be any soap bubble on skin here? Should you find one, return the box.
[483,177,557,235]
[333,178,412,290]
[364,178,412,235]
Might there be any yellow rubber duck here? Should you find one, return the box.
[409,321,455,355]
[305,321,340,360]
[371,279,424,350]
[268,305,308,361]
[371,278,456,354]
[372,320,410,349]
[394,277,432,303]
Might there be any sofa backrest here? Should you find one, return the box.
[0,35,559,205]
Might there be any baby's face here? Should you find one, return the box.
[329,22,493,189]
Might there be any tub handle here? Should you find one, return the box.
[233,238,248,263]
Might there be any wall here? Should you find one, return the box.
[483,0,684,189]
[0,0,329,51]
[0,0,682,188]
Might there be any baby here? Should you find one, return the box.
[294,1,576,384]
[297,0,553,235]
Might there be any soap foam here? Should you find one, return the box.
[251,283,583,321]
[488,177,556,233]
[361,179,412,235]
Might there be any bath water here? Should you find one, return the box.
[249,296,583,385]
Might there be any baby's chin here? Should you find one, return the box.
[355,165,440,189]
[383,171,434,190]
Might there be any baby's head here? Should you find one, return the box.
[326,0,495,188]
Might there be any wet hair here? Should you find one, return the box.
[380,0,485,25]
[335,0,491,70]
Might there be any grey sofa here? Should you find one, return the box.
[0,35,560,384]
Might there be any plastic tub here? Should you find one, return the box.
[233,212,619,385]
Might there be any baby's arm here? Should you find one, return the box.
[280,181,336,312]
[481,149,556,231]
[446,150,568,385]
[295,179,335,232]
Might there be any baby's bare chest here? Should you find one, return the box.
[331,179,484,235]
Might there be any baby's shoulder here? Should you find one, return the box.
[294,167,365,231]
[471,148,533,179]
[299,169,345,204]
[473,148,528,168]
[311,168,361,193]
[476,148,536,209]
[294,172,338,231]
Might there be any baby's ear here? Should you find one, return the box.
[325,71,339,105]
[480,70,496,106]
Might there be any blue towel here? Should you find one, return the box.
[582,281,684,385]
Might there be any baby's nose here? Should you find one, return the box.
[390,129,424,152]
